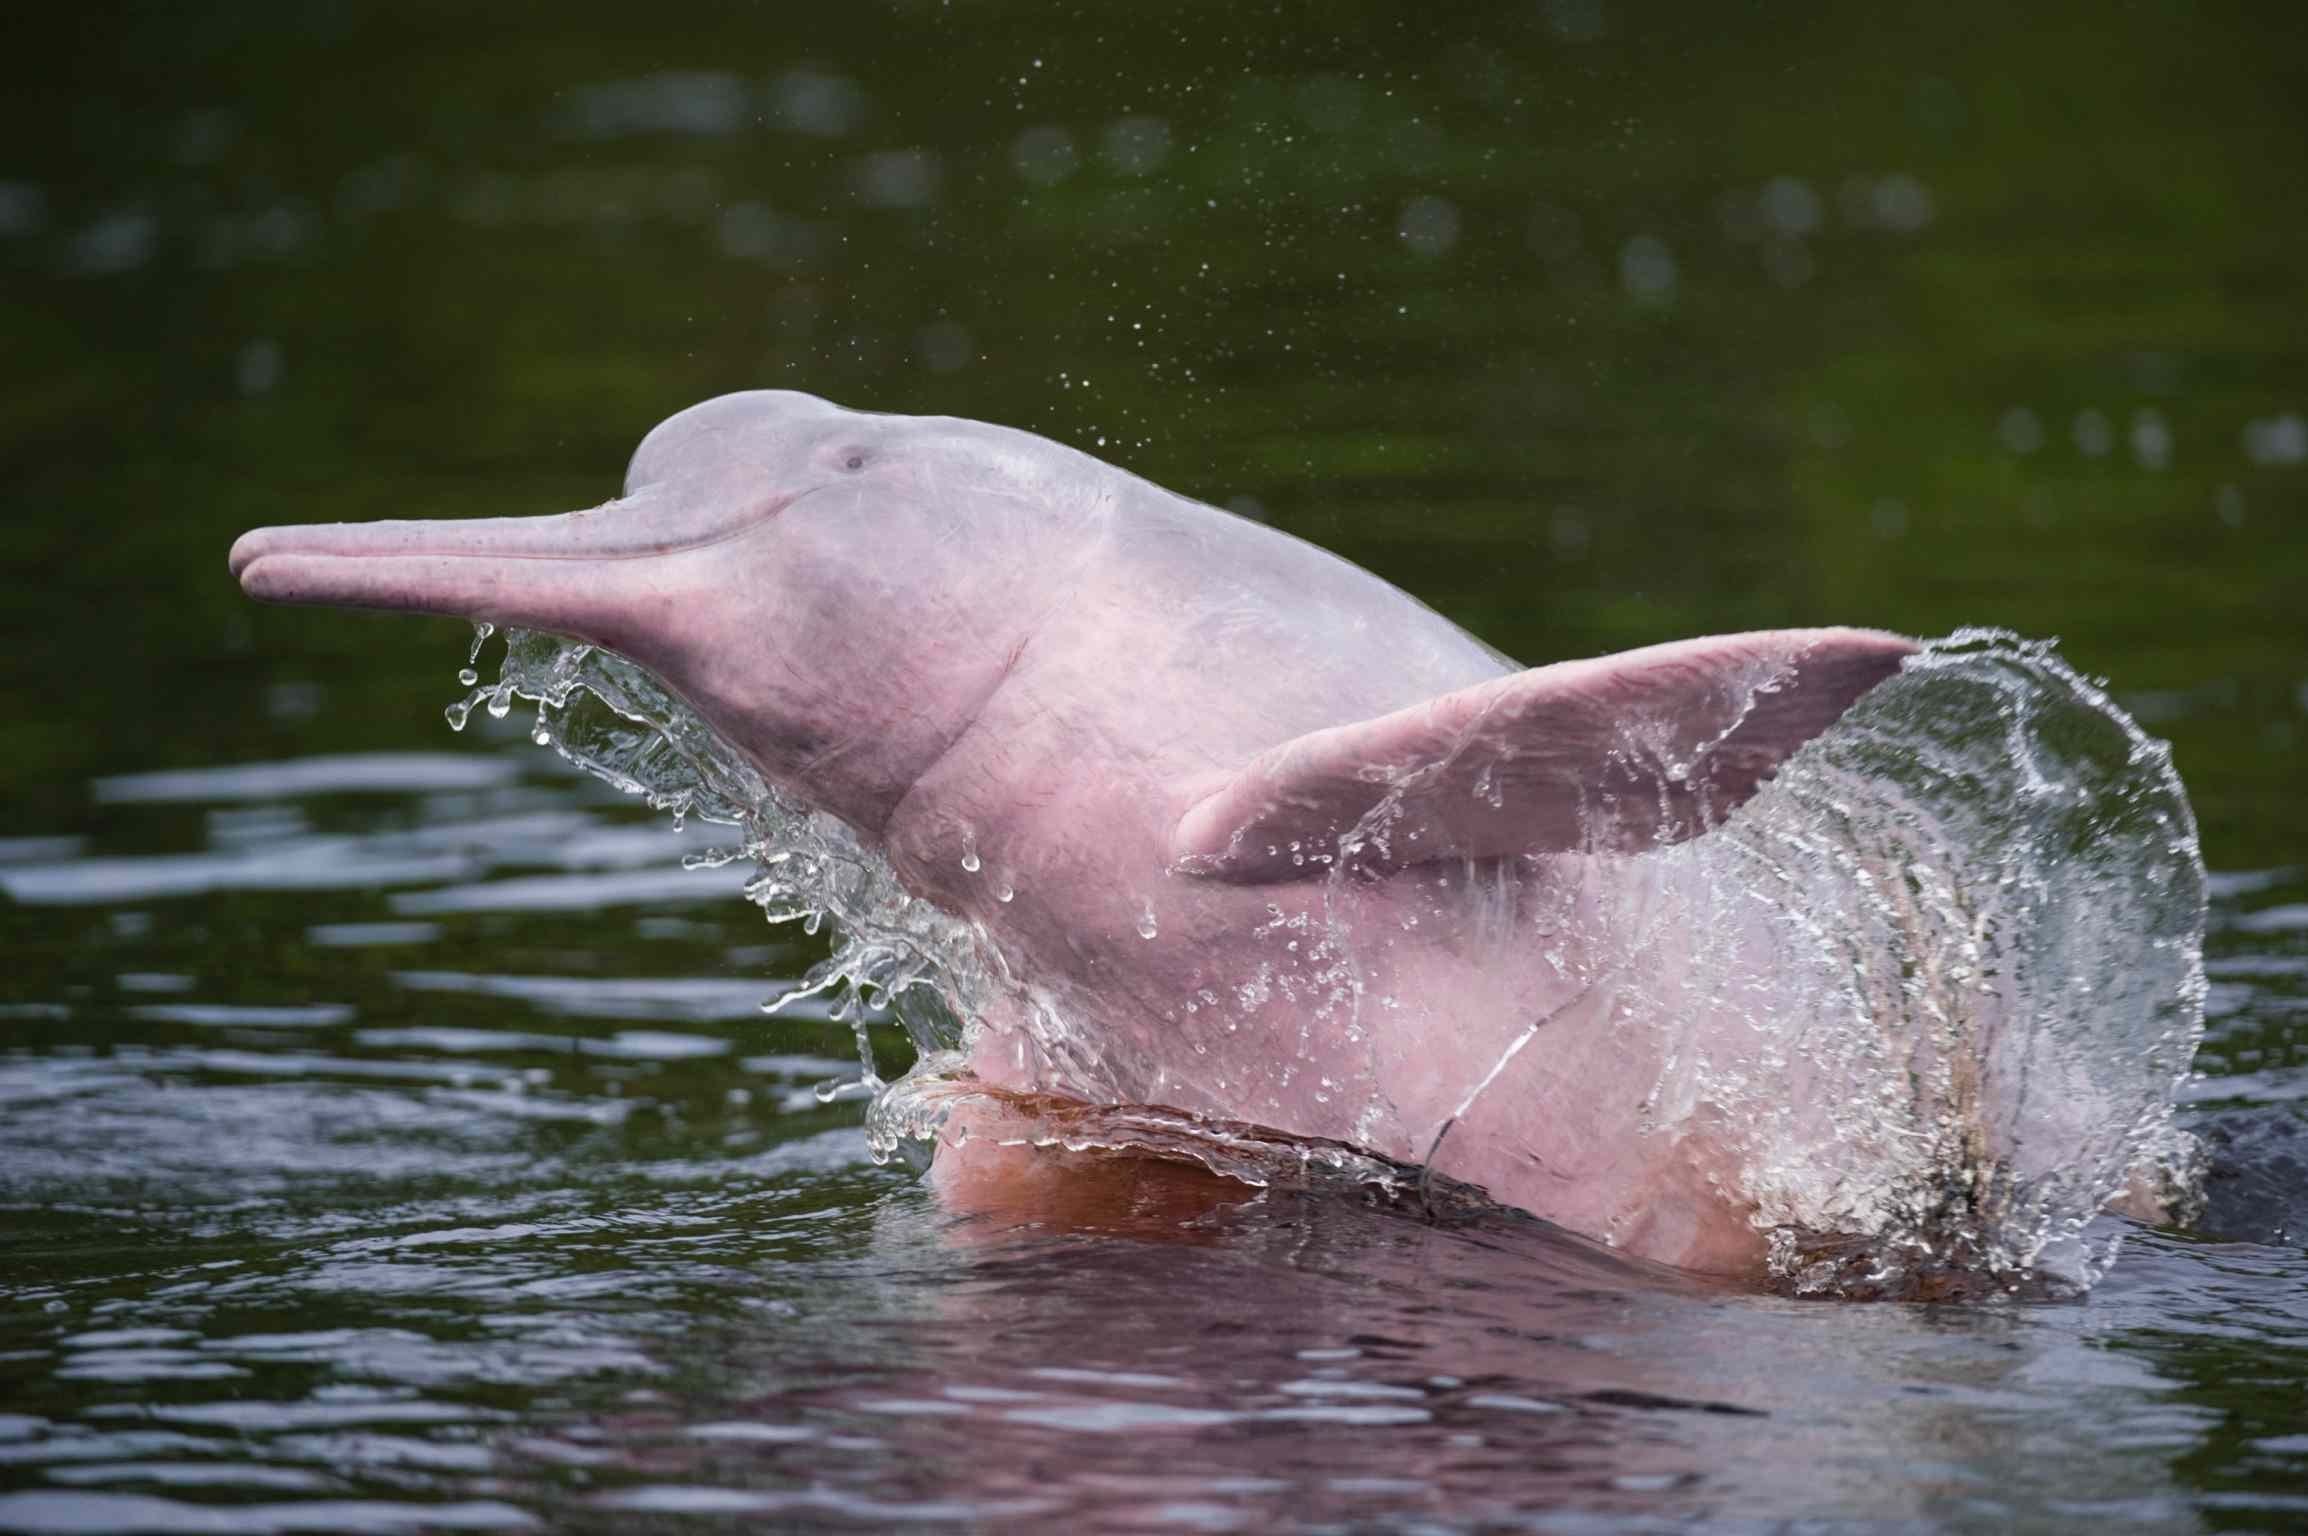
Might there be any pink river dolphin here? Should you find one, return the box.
[232,390,1925,1278]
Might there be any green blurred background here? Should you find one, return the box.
[2,0,2302,860]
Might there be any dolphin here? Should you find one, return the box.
[231,389,1923,1276]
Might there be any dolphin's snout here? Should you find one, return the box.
[232,526,350,604]
[228,527,276,584]
[235,550,315,605]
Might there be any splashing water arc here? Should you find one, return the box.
[455,626,2206,1295]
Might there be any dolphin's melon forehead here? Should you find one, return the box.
[625,389,1109,500]
[624,389,847,491]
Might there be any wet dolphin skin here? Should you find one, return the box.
[233,389,1922,1275]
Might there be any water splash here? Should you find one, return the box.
[873,1058,1446,1207]
[465,629,1091,1139]
[463,626,2203,1296]
[1704,629,2206,1293]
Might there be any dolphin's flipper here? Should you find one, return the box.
[1171,627,1916,883]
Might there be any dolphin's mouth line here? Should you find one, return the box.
[251,513,768,567]
[231,487,816,591]
[389,486,813,564]
[231,485,823,628]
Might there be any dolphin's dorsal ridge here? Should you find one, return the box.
[1170,628,1917,883]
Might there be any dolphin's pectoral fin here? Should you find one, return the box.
[1170,627,1917,883]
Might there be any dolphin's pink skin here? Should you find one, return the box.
[233,391,1915,1276]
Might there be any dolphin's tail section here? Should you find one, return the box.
[1169,628,1918,883]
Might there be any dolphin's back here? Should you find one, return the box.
[1095,482,1516,756]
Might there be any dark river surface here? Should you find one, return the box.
[3,3,2305,1531]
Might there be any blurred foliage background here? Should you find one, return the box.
[1,0,2302,860]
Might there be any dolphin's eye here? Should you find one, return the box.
[840,449,869,473]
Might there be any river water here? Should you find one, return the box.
[3,2,2305,1530]
[0,754,2303,1529]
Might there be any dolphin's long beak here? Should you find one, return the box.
[229,489,789,638]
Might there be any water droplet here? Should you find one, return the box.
[995,881,1015,903]
[1137,904,1159,939]
[961,850,981,873]
[457,667,478,687]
